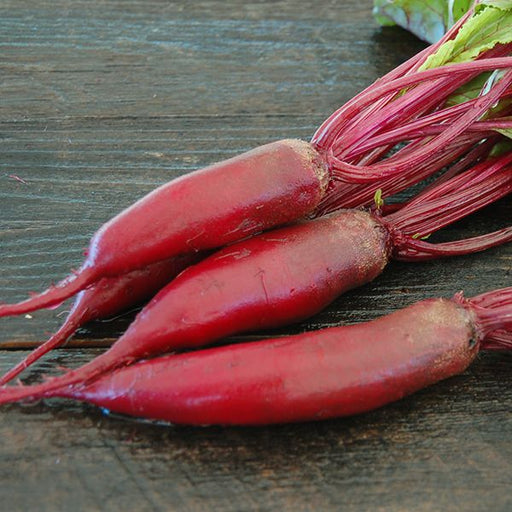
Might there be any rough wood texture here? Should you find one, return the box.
[0,1,511,510]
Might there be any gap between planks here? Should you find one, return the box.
[0,333,286,350]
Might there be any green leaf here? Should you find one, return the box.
[373,0,472,43]
[420,2,512,114]
[476,0,512,11]
[374,2,512,136]
[421,3,512,68]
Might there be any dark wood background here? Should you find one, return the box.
[1,1,511,510]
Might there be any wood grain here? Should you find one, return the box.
[0,349,511,512]
[0,1,511,511]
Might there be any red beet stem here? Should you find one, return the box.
[465,287,512,343]
[470,287,512,309]
[468,287,512,350]
[399,137,505,202]
[315,132,488,215]
[325,68,512,183]
[390,171,512,235]
[382,151,512,259]
[347,111,512,159]
[480,331,512,350]
[312,56,512,152]
[479,308,512,342]
[392,227,512,261]
[311,7,476,149]
[331,75,475,160]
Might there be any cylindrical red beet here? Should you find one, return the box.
[0,139,328,317]
[64,298,479,425]
[2,288,511,423]
[88,139,329,274]
[114,209,389,357]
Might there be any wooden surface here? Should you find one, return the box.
[0,1,511,510]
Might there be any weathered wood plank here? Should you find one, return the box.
[0,0,422,118]
[0,0,511,511]
[0,349,511,512]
